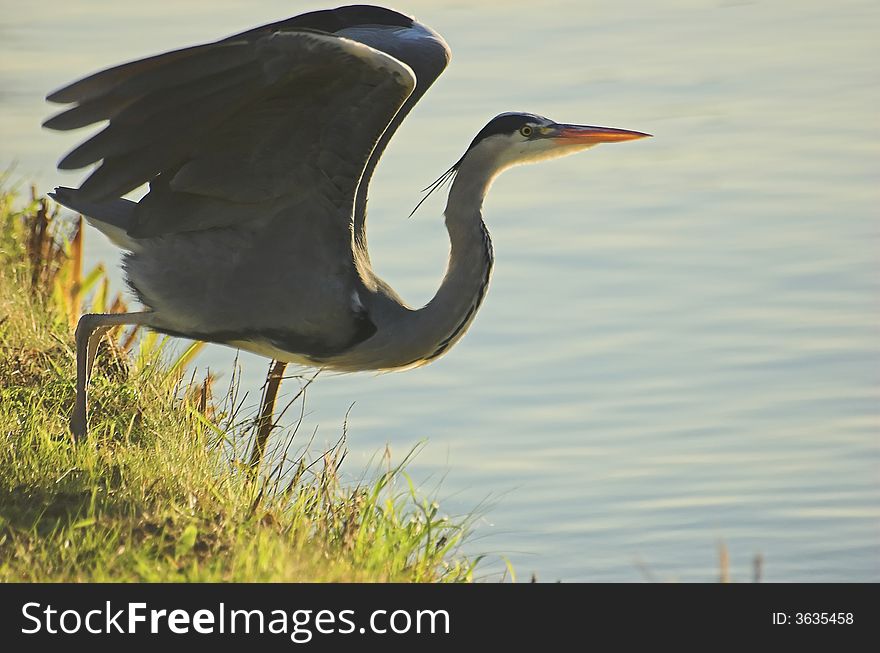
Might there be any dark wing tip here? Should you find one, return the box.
[46,83,77,104]
[47,186,75,206]
[42,109,74,130]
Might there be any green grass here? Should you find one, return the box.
[0,187,478,582]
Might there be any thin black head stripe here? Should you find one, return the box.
[465,113,547,152]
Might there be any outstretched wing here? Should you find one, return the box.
[212,5,452,247]
[44,16,421,237]
[44,8,452,357]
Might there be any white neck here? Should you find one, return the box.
[412,151,499,361]
[343,145,502,370]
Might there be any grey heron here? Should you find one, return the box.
[44,5,650,437]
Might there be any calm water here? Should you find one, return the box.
[2,0,878,581]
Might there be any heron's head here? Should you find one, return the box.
[463,112,650,173]
[413,112,650,216]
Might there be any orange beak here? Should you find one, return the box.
[553,124,652,144]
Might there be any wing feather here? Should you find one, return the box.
[46,30,415,236]
[45,10,451,356]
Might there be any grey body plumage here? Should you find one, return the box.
[44,4,650,436]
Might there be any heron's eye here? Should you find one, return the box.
[520,125,533,137]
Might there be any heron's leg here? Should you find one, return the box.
[71,312,153,439]
[249,360,289,468]
[85,325,112,379]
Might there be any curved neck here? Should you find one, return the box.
[400,152,499,364]
[344,149,501,371]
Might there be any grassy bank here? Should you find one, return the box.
[0,187,476,582]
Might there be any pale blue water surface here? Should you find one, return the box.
[1,0,878,581]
